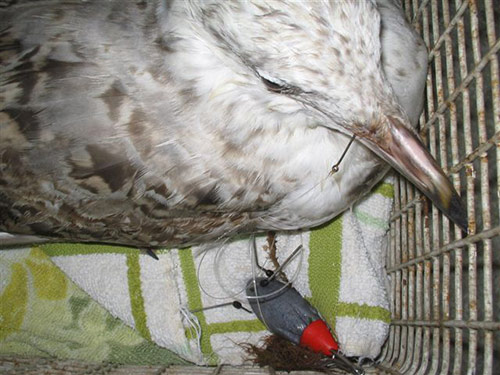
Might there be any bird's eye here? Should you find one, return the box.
[261,77,287,94]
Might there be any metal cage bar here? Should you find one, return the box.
[380,0,499,374]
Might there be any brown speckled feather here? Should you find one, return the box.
[1,0,437,247]
[1,1,261,246]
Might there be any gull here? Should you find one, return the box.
[0,0,467,248]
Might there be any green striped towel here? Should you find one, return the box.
[1,179,394,365]
[0,247,188,365]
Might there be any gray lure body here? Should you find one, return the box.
[246,278,321,345]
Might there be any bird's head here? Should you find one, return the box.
[164,0,468,232]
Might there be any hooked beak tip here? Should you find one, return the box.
[446,191,469,233]
[357,115,468,233]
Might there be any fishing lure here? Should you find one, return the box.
[246,277,364,375]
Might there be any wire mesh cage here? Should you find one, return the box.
[376,0,500,374]
[0,0,498,374]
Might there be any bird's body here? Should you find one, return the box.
[0,0,464,248]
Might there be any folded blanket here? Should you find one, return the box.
[0,179,394,365]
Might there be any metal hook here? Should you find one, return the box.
[329,350,365,375]
[190,300,252,314]
[330,135,356,174]
[266,244,303,283]
[252,237,304,283]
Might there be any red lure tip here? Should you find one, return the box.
[299,319,339,356]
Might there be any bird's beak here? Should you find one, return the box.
[355,116,468,233]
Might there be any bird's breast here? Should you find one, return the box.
[210,124,389,231]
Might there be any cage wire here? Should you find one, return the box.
[0,0,498,374]
[377,0,500,374]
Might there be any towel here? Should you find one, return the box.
[0,247,187,365]
[0,178,394,365]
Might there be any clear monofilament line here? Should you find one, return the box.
[246,236,305,301]
[196,238,249,300]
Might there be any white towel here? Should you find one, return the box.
[30,177,394,365]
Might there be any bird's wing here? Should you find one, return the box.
[0,2,269,247]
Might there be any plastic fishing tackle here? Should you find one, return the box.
[246,277,364,375]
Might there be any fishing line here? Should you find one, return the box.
[193,232,305,316]
[195,237,248,301]
[246,235,306,334]
[256,136,356,230]
[188,131,356,246]
[189,142,350,313]
[246,234,305,301]
[190,133,358,311]
[212,238,253,300]
[180,307,202,350]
